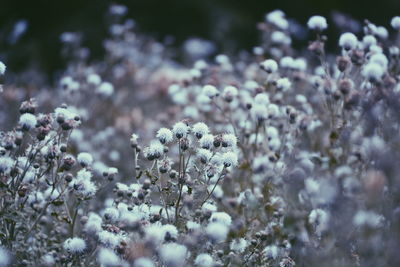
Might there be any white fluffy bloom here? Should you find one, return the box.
[186,220,201,231]
[199,134,214,149]
[96,82,114,97]
[266,127,279,140]
[276,77,291,91]
[163,224,179,240]
[263,245,280,259]
[0,246,10,267]
[87,73,101,85]
[309,208,330,234]
[0,61,6,75]
[271,31,291,45]
[194,254,214,267]
[77,152,93,166]
[144,141,164,159]
[98,248,121,267]
[84,212,103,233]
[353,210,384,228]
[252,104,268,122]
[103,207,120,222]
[222,151,238,167]
[19,113,37,130]
[254,93,270,105]
[206,222,229,243]
[202,84,219,98]
[98,230,121,248]
[391,16,400,30]
[210,211,232,226]
[280,56,295,68]
[63,237,86,254]
[339,32,358,50]
[230,238,248,253]
[307,15,328,31]
[260,59,278,73]
[192,122,209,139]
[156,128,173,144]
[362,35,377,48]
[370,53,388,70]
[159,243,188,267]
[222,85,238,102]
[265,10,289,30]
[0,157,14,174]
[197,148,212,164]
[362,62,385,81]
[222,133,237,147]
[172,122,189,139]
[134,257,155,267]
[268,138,281,151]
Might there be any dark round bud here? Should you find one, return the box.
[65,173,73,183]
[337,56,351,72]
[56,114,65,124]
[169,170,177,179]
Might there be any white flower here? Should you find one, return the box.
[98,248,121,267]
[63,237,86,254]
[222,134,237,147]
[0,246,10,267]
[197,148,212,164]
[96,82,114,97]
[87,73,101,85]
[222,151,238,167]
[159,243,188,266]
[19,113,37,130]
[260,59,278,73]
[391,16,400,30]
[202,84,219,98]
[362,35,377,49]
[103,207,120,222]
[199,134,214,149]
[98,230,121,248]
[156,128,173,144]
[0,61,6,75]
[209,211,232,226]
[276,78,291,91]
[206,222,229,243]
[134,257,155,267]
[252,104,268,122]
[353,210,384,228]
[222,85,238,101]
[339,32,358,50]
[172,122,189,139]
[84,212,102,233]
[362,62,385,81]
[309,208,330,234]
[230,238,248,253]
[144,140,164,159]
[263,245,280,259]
[77,152,93,166]
[254,93,270,105]
[162,224,179,240]
[0,157,14,174]
[271,31,291,45]
[268,138,281,151]
[194,254,214,267]
[370,53,388,70]
[192,122,209,139]
[280,56,295,68]
[307,15,328,31]
[265,10,289,30]
[266,127,279,140]
[186,221,201,231]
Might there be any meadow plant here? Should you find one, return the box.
[1,5,400,267]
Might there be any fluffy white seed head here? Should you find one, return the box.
[222,151,238,167]
[391,16,400,30]
[0,246,10,267]
[369,53,388,70]
[260,59,278,73]
[206,222,229,243]
[339,32,358,50]
[202,85,219,98]
[307,15,328,31]
[19,113,37,130]
[199,134,214,149]
[230,238,248,253]
[159,243,188,267]
[98,248,121,267]
[192,122,209,139]
[0,61,6,75]
[194,254,214,267]
[77,152,93,167]
[362,62,385,81]
[134,257,155,267]
[87,73,101,85]
[276,77,291,91]
[172,122,189,139]
[63,237,86,254]
[209,211,232,226]
[156,128,173,144]
[222,133,237,147]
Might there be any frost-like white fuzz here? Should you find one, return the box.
[87,73,101,85]
[353,210,384,228]
[260,59,278,73]
[254,93,270,105]
[292,58,307,71]
[172,122,189,139]
[144,140,164,159]
[276,77,291,91]
[362,62,385,81]
[266,127,279,140]
[0,246,10,267]
[0,61,6,75]
[222,85,238,101]
[134,257,155,267]
[19,113,37,130]
[271,31,291,45]
[194,253,214,267]
[63,237,86,254]
[156,128,173,144]
[98,248,121,267]
[202,84,219,98]
[391,16,400,30]
[98,230,121,248]
[307,15,328,31]
[145,224,166,243]
[280,56,295,68]
[263,245,280,259]
[77,152,93,166]
[210,211,232,226]
[162,224,179,240]
[369,53,388,70]
[362,35,377,49]
[103,207,120,222]
[96,82,114,97]
[159,243,188,267]
[197,148,212,164]
[339,32,358,50]
[192,122,209,139]
[84,212,103,233]
[309,208,330,234]
[186,221,201,231]
[222,151,238,167]
[267,104,280,118]
[0,157,14,174]
[222,134,237,147]
[252,104,268,122]
[199,134,214,149]
[230,238,248,253]
[265,10,289,30]
[206,222,229,243]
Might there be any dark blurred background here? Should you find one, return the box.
[0,0,399,77]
